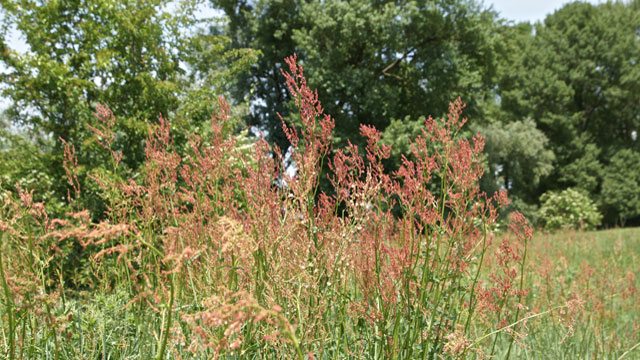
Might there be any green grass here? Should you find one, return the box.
[2,228,636,359]
[487,227,640,359]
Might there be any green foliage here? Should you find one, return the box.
[0,0,258,215]
[538,188,602,231]
[494,1,640,226]
[212,0,499,150]
[380,115,425,166]
[0,129,66,212]
[601,149,640,225]
[478,118,555,204]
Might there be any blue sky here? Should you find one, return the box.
[489,0,606,23]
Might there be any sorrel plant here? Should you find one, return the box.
[0,55,536,359]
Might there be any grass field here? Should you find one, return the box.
[487,227,640,359]
[2,227,637,359]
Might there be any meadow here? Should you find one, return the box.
[485,227,640,359]
[0,56,638,359]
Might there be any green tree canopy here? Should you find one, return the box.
[493,1,640,225]
[0,0,257,213]
[210,0,500,151]
[601,149,640,226]
[478,118,555,204]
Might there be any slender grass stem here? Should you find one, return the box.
[505,235,530,360]
[618,341,640,360]
[463,224,488,332]
[464,305,561,355]
[44,301,60,360]
[156,274,175,360]
[0,232,16,360]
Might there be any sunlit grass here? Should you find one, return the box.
[486,227,640,359]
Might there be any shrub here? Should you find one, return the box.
[538,188,602,231]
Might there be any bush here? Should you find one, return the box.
[538,188,602,231]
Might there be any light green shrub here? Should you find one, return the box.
[538,188,602,231]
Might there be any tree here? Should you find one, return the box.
[601,149,640,226]
[210,0,500,152]
[478,118,555,205]
[0,0,257,213]
[494,1,640,225]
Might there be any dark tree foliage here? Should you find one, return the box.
[493,1,640,225]
[602,149,640,226]
[0,0,257,214]
[210,0,500,151]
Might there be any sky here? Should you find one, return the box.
[489,0,607,23]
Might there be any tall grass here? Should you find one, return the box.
[1,55,634,359]
[491,228,640,359]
